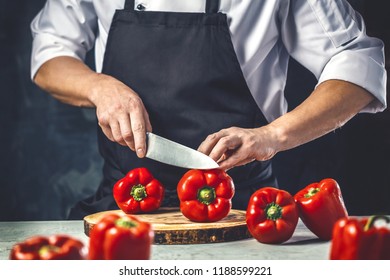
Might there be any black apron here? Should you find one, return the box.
[68,0,277,219]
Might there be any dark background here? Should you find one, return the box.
[0,0,388,221]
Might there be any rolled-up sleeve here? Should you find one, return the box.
[281,0,387,113]
[30,0,98,80]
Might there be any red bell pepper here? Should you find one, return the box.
[113,167,165,214]
[177,169,235,222]
[330,215,390,260]
[88,212,154,260]
[9,235,85,260]
[246,187,299,244]
[294,178,348,240]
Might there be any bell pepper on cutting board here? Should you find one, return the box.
[177,169,235,222]
[294,178,348,240]
[88,212,154,260]
[330,215,390,260]
[113,167,165,214]
[246,187,299,244]
[9,235,85,260]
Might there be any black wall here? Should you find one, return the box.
[0,0,388,221]
[0,0,102,220]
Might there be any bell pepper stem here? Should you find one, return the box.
[131,184,147,201]
[39,245,60,257]
[364,215,390,231]
[265,202,283,221]
[116,217,138,229]
[197,186,216,205]
[304,187,321,198]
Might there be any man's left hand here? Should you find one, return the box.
[198,126,280,171]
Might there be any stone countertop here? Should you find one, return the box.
[0,219,330,260]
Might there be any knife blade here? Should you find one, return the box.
[145,132,219,169]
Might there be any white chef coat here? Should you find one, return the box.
[30,0,387,122]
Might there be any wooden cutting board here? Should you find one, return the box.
[84,207,252,245]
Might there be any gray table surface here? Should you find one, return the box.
[0,219,330,260]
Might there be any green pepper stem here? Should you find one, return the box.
[130,184,147,201]
[116,217,138,229]
[364,215,390,231]
[197,186,216,205]
[39,245,60,257]
[265,202,283,221]
[304,187,321,198]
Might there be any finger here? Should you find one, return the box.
[218,150,255,171]
[99,122,115,143]
[198,130,228,155]
[208,136,241,162]
[130,107,147,158]
[110,121,128,147]
[216,150,234,163]
[118,115,135,150]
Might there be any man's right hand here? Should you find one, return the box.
[90,74,152,158]
[34,56,152,158]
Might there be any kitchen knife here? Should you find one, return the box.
[145,132,219,169]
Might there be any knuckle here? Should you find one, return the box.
[226,126,238,133]
[132,122,144,133]
[219,137,231,146]
[219,128,228,134]
[113,102,123,111]
[112,133,124,143]
[128,96,142,110]
[122,130,134,141]
[97,114,109,126]
[207,133,217,141]
[107,106,120,116]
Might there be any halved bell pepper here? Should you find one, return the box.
[294,178,348,240]
[113,167,165,213]
[88,212,154,260]
[246,187,299,244]
[177,169,235,222]
[9,235,85,260]
[330,215,390,260]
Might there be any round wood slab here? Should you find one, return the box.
[84,208,252,245]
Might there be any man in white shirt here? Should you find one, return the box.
[30,0,387,218]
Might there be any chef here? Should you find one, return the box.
[30,0,386,219]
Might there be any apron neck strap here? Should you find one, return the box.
[206,0,219,13]
[124,0,219,13]
[124,0,135,10]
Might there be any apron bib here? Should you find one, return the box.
[68,0,277,219]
